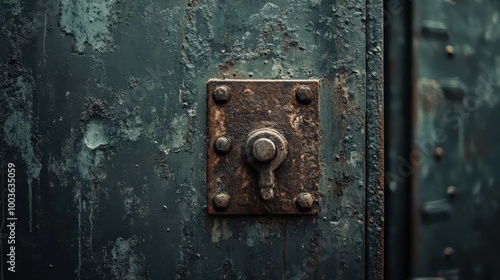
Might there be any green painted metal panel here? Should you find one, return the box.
[0,0,383,279]
[410,0,500,278]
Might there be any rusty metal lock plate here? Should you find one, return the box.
[207,79,320,215]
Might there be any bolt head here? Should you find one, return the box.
[445,45,455,57]
[213,193,231,209]
[214,136,232,154]
[213,85,231,103]
[295,192,314,209]
[443,247,454,257]
[434,147,444,159]
[252,138,277,162]
[447,186,457,197]
[295,85,313,104]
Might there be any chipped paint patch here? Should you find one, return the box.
[211,219,233,243]
[242,221,280,247]
[347,150,362,167]
[123,116,143,141]
[309,0,322,7]
[77,146,104,181]
[166,115,188,151]
[119,182,150,226]
[244,224,261,247]
[3,111,40,232]
[59,0,114,53]
[3,111,42,179]
[106,237,146,280]
[84,118,111,150]
[5,0,21,16]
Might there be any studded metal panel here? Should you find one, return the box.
[206,79,320,215]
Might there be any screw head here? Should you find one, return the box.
[435,147,444,159]
[213,85,231,104]
[443,247,454,257]
[213,193,231,209]
[445,45,455,57]
[295,192,314,209]
[295,85,313,104]
[214,136,232,154]
[447,186,457,197]
[252,138,277,162]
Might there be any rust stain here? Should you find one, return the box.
[374,67,385,279]
[333,73,365,132]
[332,73,364,197]
[206,79,320,215]
[418,78,441,113]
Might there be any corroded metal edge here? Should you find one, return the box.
[366,0,385,278]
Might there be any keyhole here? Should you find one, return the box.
[243,128,288,200]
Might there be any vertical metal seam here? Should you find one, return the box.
[384,0,414,277]
[365,0,385,278]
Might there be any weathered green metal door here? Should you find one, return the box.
[385,0,500,279]
[1,0,383,279]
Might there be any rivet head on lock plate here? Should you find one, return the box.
[295,85,313,104]
[213,85,231,103]
[295,193,314,209]
[214,136,232,155]
[213,193,231,209]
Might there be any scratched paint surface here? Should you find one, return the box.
[1,0,370,279]
[412,0,500,278]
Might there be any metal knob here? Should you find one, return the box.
[243,128,288,200]
[252,138,276,162]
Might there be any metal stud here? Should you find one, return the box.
[295,193,314,209]
[295,85,313,104]
[213,193,231,209]
[214,136,232,155]
[213,85,231,104]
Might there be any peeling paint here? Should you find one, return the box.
[242,221,280,247]
[5,0,21,16]
[210,219,233,243]
[3,111,41,179]
[77,146,104,181]
[166,115,188,152]
[105,237,147,280]
[59,0,114,53]
[84,118,111,150]
[3,111,41,233]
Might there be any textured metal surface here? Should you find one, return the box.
[0,0,382,278]
[411,0,500,278]
[207,79,320,215]
[366,0,385,278]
